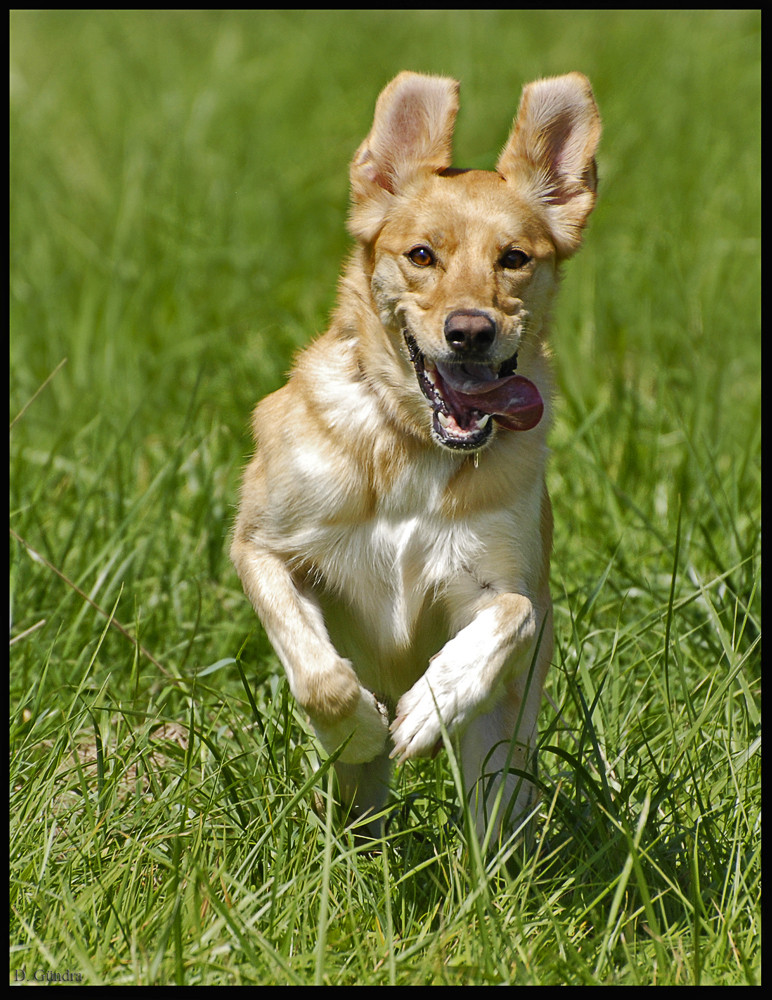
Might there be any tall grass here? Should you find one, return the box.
[10,10,760,985]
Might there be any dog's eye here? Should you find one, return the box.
[499,248,531,270]
[406,246,436,268]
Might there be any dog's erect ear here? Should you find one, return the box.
[497,73,601,257]
[348,71,459,242]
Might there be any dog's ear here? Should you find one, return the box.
[348,71,459,241]
[497,73,601,258]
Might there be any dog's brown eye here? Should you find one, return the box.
[406,246,435,267]
[500,248,531,270]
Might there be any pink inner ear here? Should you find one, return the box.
[498,74,600,185]
[355,149,393,193]
[352,72,459,199]
[495,75,600,255]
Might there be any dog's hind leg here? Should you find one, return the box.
[459,607,552,844]
[334,751,393,836]
[460,701,540,845]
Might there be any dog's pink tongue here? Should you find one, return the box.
[437,363,544,431]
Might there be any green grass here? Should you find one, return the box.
[10,10,760,986]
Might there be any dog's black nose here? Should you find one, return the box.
[444,309,497,355]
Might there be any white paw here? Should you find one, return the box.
[390,667,467,763]
[313,688,390,764]
[390,624,499,763]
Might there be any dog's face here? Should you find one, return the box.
[348,72,600,451]
[368,169,560,449]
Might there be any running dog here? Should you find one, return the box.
[231,71,601,838]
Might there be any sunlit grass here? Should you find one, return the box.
[10,9,759,985]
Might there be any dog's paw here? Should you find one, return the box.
[313,688,390,764]
[390,669,464,763]
[390,609,516,764]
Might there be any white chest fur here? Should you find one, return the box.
[304,455,524,699]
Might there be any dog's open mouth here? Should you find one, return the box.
[405,333,544,450]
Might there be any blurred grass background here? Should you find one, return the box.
[10,10,760,986]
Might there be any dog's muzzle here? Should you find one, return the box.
[404,332,544,450]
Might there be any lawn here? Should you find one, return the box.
[10,10,760,985]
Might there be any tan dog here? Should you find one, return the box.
[231,71,600,839]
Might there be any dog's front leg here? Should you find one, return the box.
[390,592,538,762]
[230,537,390,764]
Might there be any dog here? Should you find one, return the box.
[231,71,600,840]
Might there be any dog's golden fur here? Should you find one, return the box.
[231,71,600,837]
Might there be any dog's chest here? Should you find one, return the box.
[312,464,475,652]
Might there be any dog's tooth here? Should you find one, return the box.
[477,414,491,429]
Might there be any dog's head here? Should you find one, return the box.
[348,71,601,451]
